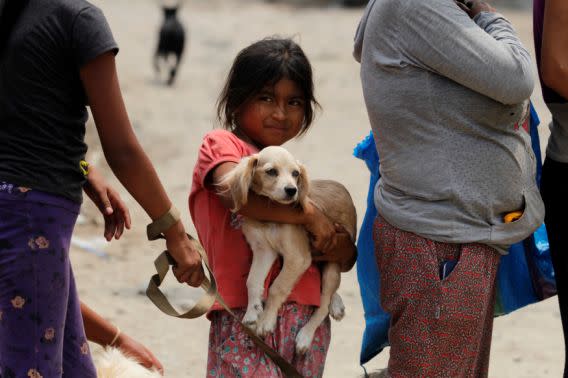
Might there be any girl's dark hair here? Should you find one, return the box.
[0,0,29,56]
[217,37,319,136]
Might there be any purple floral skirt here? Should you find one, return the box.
[0,183,96,378]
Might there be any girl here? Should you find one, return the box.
[189,37,357,377]
[0,0,203,376]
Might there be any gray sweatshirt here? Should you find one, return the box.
[354,0,545,253]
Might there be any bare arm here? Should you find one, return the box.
[212,161,337,253]
[80,52,204,286]
[81,302,164,374]
[80,52,170,221]
[541,0,568,99]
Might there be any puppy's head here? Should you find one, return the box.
[220,146,309,211]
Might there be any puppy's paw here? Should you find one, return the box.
[295,327,314,355]
[329,293,345,321]
[242,303,263,328]
[255,313,277,337]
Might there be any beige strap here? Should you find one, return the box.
[146,206,181,241]
[146,233,302,377]
[146,236,217,319]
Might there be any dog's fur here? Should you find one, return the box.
[154,4,185,86]
[221,146,357,353]
[93,347,162,378]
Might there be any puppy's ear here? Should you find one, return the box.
[220,154,258,211]
[297,162,310,208]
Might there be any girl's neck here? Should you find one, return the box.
[233,128,265,150]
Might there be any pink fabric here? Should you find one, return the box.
[189,129,321,311]
[207,303,330,377]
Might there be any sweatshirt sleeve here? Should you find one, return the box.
[397,0,534,104]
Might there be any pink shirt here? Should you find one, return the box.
[189,130,321,312]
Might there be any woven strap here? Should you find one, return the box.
[146,206,181,241]
[145,232,302,377]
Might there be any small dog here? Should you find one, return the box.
[154,3,185,86]
[93,347,162,378]
[221,146,357,353]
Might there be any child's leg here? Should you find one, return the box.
[207,304,331,378]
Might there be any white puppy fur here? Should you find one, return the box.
[93,347,162,378]
[221,146,357,354]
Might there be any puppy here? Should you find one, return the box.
[221,146,357,353]
[154,3,185,86]
[93,347,162,378]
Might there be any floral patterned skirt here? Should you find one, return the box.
[207,303,331,378]
[374,215,500,378]
[0,183,96,378]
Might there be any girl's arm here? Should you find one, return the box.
[81,302,164,375]
[541,0,568,100]
[79,52,204,287]
[212,162,338,253]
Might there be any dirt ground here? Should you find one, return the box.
[74,1,561,376]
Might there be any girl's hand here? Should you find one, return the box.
[303,202,337,253]
[311,224,357,272]
[455,0,495,18]
[80,302,163,374]
[114,332,164,375]
[164,222,205,287]
[83,166,131,241]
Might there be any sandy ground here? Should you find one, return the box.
[72,1,562,377]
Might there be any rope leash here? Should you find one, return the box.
[145,230,302,377]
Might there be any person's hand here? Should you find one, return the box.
[303,201,337,254]
[455,0,496,18]
[164,222,205,287]
[311,224,357,272]
[114,332,164,375]
[83,166,131,241]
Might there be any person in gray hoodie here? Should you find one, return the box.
[353,0,544,376]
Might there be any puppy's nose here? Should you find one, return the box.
[285,187,297,197]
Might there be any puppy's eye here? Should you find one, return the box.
[266,168,278,176]
[292,170,300,178]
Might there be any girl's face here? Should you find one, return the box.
[235,78,306,148]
